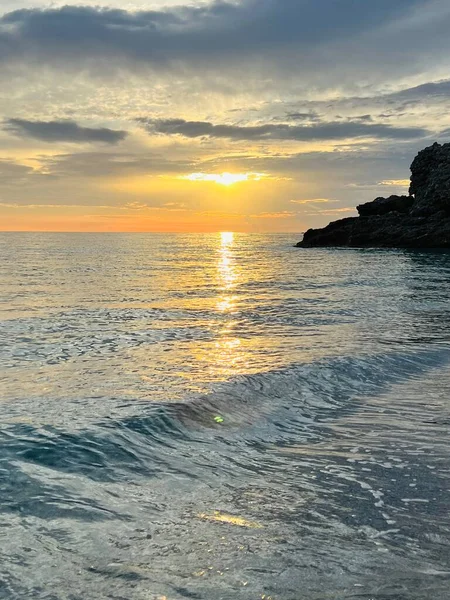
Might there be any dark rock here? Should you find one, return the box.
[297,142,450,248]
[357,195,414,217]
[301,217,358,247]
[409,142,450,216]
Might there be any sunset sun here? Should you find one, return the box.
[182,172,264,186]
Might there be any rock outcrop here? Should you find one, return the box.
[297,142,450,248]
[357,195,414,217]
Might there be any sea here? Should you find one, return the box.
[0,232,449,600]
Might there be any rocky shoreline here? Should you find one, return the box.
[297,142,450,248]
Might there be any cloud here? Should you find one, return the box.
[379,179,410,186]
[0,151,196,197]
[36,151,192,178]
[250,211,296,219]
[315,207,356,215]
[285,112,321,122]
[392,78,450,101]
[0,159,36,184]
[290,198,331,204]
[0,0,438,80]
[4,118,127,144]
[187,144,423,192]
[140,117,428,141]
[255,77,450,131]
[0,202,114,209]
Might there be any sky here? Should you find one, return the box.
[1,0,450,232]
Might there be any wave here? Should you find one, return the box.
[1,346,449,492]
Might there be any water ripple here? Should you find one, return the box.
[1,233,450,599]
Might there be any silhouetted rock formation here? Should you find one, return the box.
[298,142,450,248]
[357,195,414,217]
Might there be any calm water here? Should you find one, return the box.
[1,233,449,600]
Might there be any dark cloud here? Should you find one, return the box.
[394,79,450,101]
[4,118,127,144]
[0,0,430,72]
[140,117,428,141]
[36,151,193,179]
[0,159,35,185]
[343,79,450,109]
[258,78,450,129]
[351,115,373,122]
[285,112,321,122]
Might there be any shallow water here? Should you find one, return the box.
[0,232,449,599]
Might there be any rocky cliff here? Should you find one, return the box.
[297,142,450,248]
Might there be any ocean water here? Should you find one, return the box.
[0,232,449,600]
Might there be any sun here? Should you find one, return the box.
[215,173,249,186]
[182,172,264,186]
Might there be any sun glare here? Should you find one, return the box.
[182,172,264,186]
[221,231,234,245]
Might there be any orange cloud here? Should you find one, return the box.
[290,198,331,204]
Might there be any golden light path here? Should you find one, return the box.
[212,231,245,377]
[186,232,261,387]
[182,172,265,186]
[217,231,237,303]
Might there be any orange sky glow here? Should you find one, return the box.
[0,0,442,232]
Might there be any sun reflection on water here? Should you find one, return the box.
[217,231,237,315]
[220,231,234,245]
[218,231,236,294]
[210,232,248,378]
